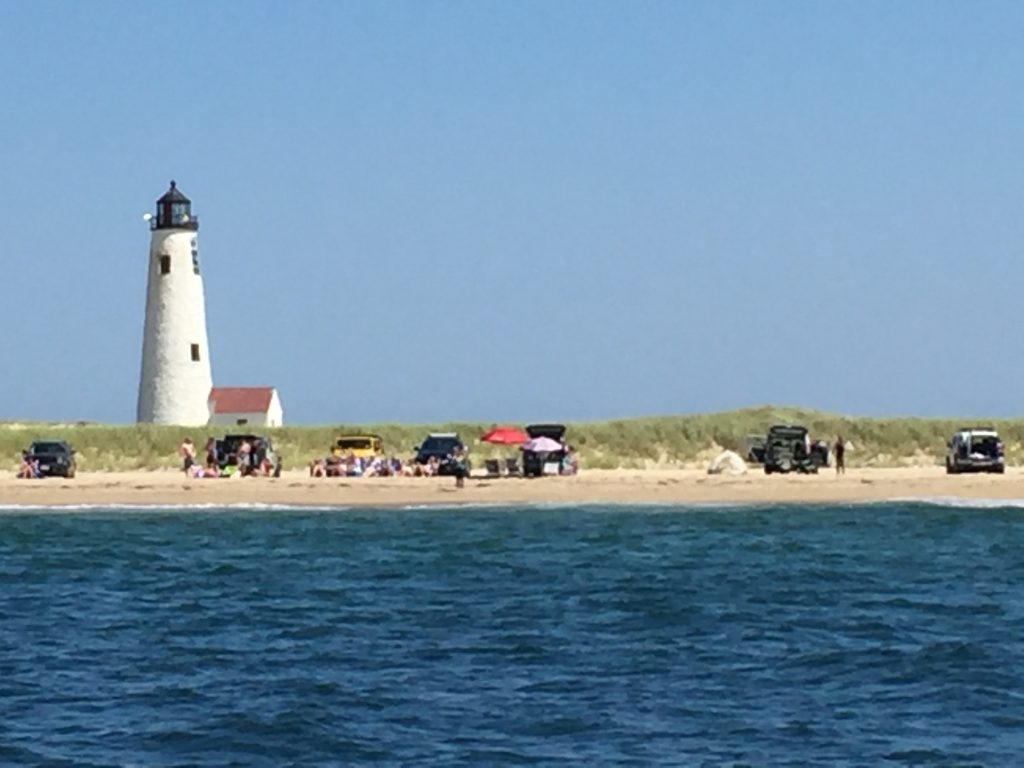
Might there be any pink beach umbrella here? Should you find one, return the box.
[522,436,563,453]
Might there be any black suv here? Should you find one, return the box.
[763,425,818,475]
[214,434,282,476]
[413,433,469,476]
[25,440,77,478]
[522,423,568,477]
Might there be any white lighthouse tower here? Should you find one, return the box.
[136,181,214,425]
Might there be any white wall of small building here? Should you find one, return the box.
[268,390,283,426]
[209,411,272,428]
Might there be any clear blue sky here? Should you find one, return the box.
[2,1,1023,424]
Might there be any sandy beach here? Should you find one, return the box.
[2,467,1024,508]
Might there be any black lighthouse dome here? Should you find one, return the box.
[153,180,199,231]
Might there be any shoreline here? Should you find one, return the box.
[3,467,1024,509]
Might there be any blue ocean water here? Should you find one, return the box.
[1,503,1023,766]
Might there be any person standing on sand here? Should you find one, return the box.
[179,438,196,475]
[834,436,846,475]
[237,439,252,475]
[452,447,468,488]
[204,437,217,469]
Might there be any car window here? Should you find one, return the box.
[422,437,460,451]
[338,439,372,450]
[31,442,65,454]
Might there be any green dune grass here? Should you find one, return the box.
[1,406,1020,471]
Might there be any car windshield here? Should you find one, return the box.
[31,442,65,454]
[221,437,266,452]
[421,437,461,453]
[338,438,373,450]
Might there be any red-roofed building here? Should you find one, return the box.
[208,387,284,427]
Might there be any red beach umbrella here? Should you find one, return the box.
[480,426,528,445]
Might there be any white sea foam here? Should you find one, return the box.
[886,496,1024,509]
[0,500,744,514]
[2,497,1023,514]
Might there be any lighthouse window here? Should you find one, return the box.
[192,249,200,275]
[190,344,201,362]
[159,255,171,275]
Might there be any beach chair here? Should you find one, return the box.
[505,457,522,477]
[484,459,502,478]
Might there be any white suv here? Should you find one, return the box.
[946,428,1005,474]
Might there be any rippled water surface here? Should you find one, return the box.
[2,503,1024,765]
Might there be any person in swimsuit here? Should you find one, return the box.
[179,438,196,474]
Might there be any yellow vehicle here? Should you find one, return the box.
[331,434,383,459]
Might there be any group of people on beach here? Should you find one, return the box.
[307,449,471,485]
[308,453,413,478]
[178,437,278,478]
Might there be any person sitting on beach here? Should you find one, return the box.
[309,459,326,478]
[561,446,579,476]
[179,438,196,474]
[330,456,346,477]
[16,451,39,479]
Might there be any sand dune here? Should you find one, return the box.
[2,467,1024,508]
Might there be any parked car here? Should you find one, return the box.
[25,440,76,478]
[214,434,282,476]
[413,433,469,476]
[332,434,383,460]
[946,428,1005,474]
[763,425,818,474]
[747,432,828,468]
[522,423,568,477]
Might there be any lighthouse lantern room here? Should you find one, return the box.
[153,180,199,231]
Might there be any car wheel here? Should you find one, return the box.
[764,466,773,475]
